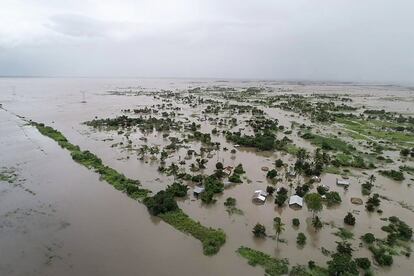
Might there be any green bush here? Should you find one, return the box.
[362,233,376,244]
[297,233,306,246]
[292,218,300,227]
[236,246,289,276]
[355,257,371,270]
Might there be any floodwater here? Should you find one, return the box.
[1,77,413,275]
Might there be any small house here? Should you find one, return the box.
[289,195,303,208]
[336,179,350,186]
[193,186,205,197]
[223,181,234,188]
[252,190,268,204]
[287,168,297,177]
[223,166,233,176]
[311,176,321,182]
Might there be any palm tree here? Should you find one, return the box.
[369,174,376,185]
[305,193,323,218]
[274,217,285,247]
[312,216,323,232]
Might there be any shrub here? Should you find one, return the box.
[229,173,242,183]
[317,185,327,195]
[224,197,236,207]
[275,159,284,168]
[355,257,371,270]
[266,169,278,179]
[362,233,376,244]
[379,170,405,181]
[325,191,342,206]
[266,186,275,195]
[275,193,288,207]
[143,191,178,215]
[344,212,356,226]
[292,218,300,227]
[297,233,306,246]
[165,182,188,197]
[234,163,245,174]
[253,223,266,238]
[327,253,358,275]
[236,246,289,275]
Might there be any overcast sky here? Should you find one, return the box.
[0,0,413,83]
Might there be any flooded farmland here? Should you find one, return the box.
[1,78,413,276]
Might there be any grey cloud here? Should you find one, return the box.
[0,1,413,83]
[46,14,112,38]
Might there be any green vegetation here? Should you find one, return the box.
[224,197,243,215]
[236,246,289,276]
[253,223,266,238]
[200,175,224,204]
[301,132,355,153]
[273,217,285,246]
[292,218,300,227]
[304,193,323,217]
[334,228,354,240]
[365,193,381,212]
[0,167,17,183]
[143,190,179,215]
[344,212,356,226]
[355,257,371,270]
[379,169,405,181]
[160,210,226,255]
[275,187,288,207]
[361,233,376,244]
[336,117,414,146]
[324,191,342,206]
[297,232,306,246]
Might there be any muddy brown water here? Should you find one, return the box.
[1,78,413,275]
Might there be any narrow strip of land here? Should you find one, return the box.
[31,122,226,255]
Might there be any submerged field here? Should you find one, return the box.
[1,78,414,275]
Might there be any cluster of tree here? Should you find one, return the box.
[252,223,266,238]
[225,130,276,151]
[344,212,356,226]
[296,233,306,246]
[274,187,288,207]
[229,164,245,183]
[361,174,375,195]
[190,131,212,144]
[324,191,342,206]
[293,148,330,177]
[200,175,224,204]
[400,148,414,157]
[85,115,181,132]
[365,193,381,212]
[266,169,278,179]
[143,190,179,216]
[379,169,405,181]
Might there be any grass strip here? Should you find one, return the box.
[236,246,289,276]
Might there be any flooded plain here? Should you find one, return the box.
[1,78,413,275]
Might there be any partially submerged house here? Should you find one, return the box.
[287,168,297,178]
[289,195,303,208]
[252,190,268,204]
[336,179,350,186]
[311,176,321,182]
[193,186,205,197]
[223,166,233,176]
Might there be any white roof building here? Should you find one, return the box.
[252,190,268,204]
[193,186,205,196]
[336,179,350,186]
[289,195,303,207]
